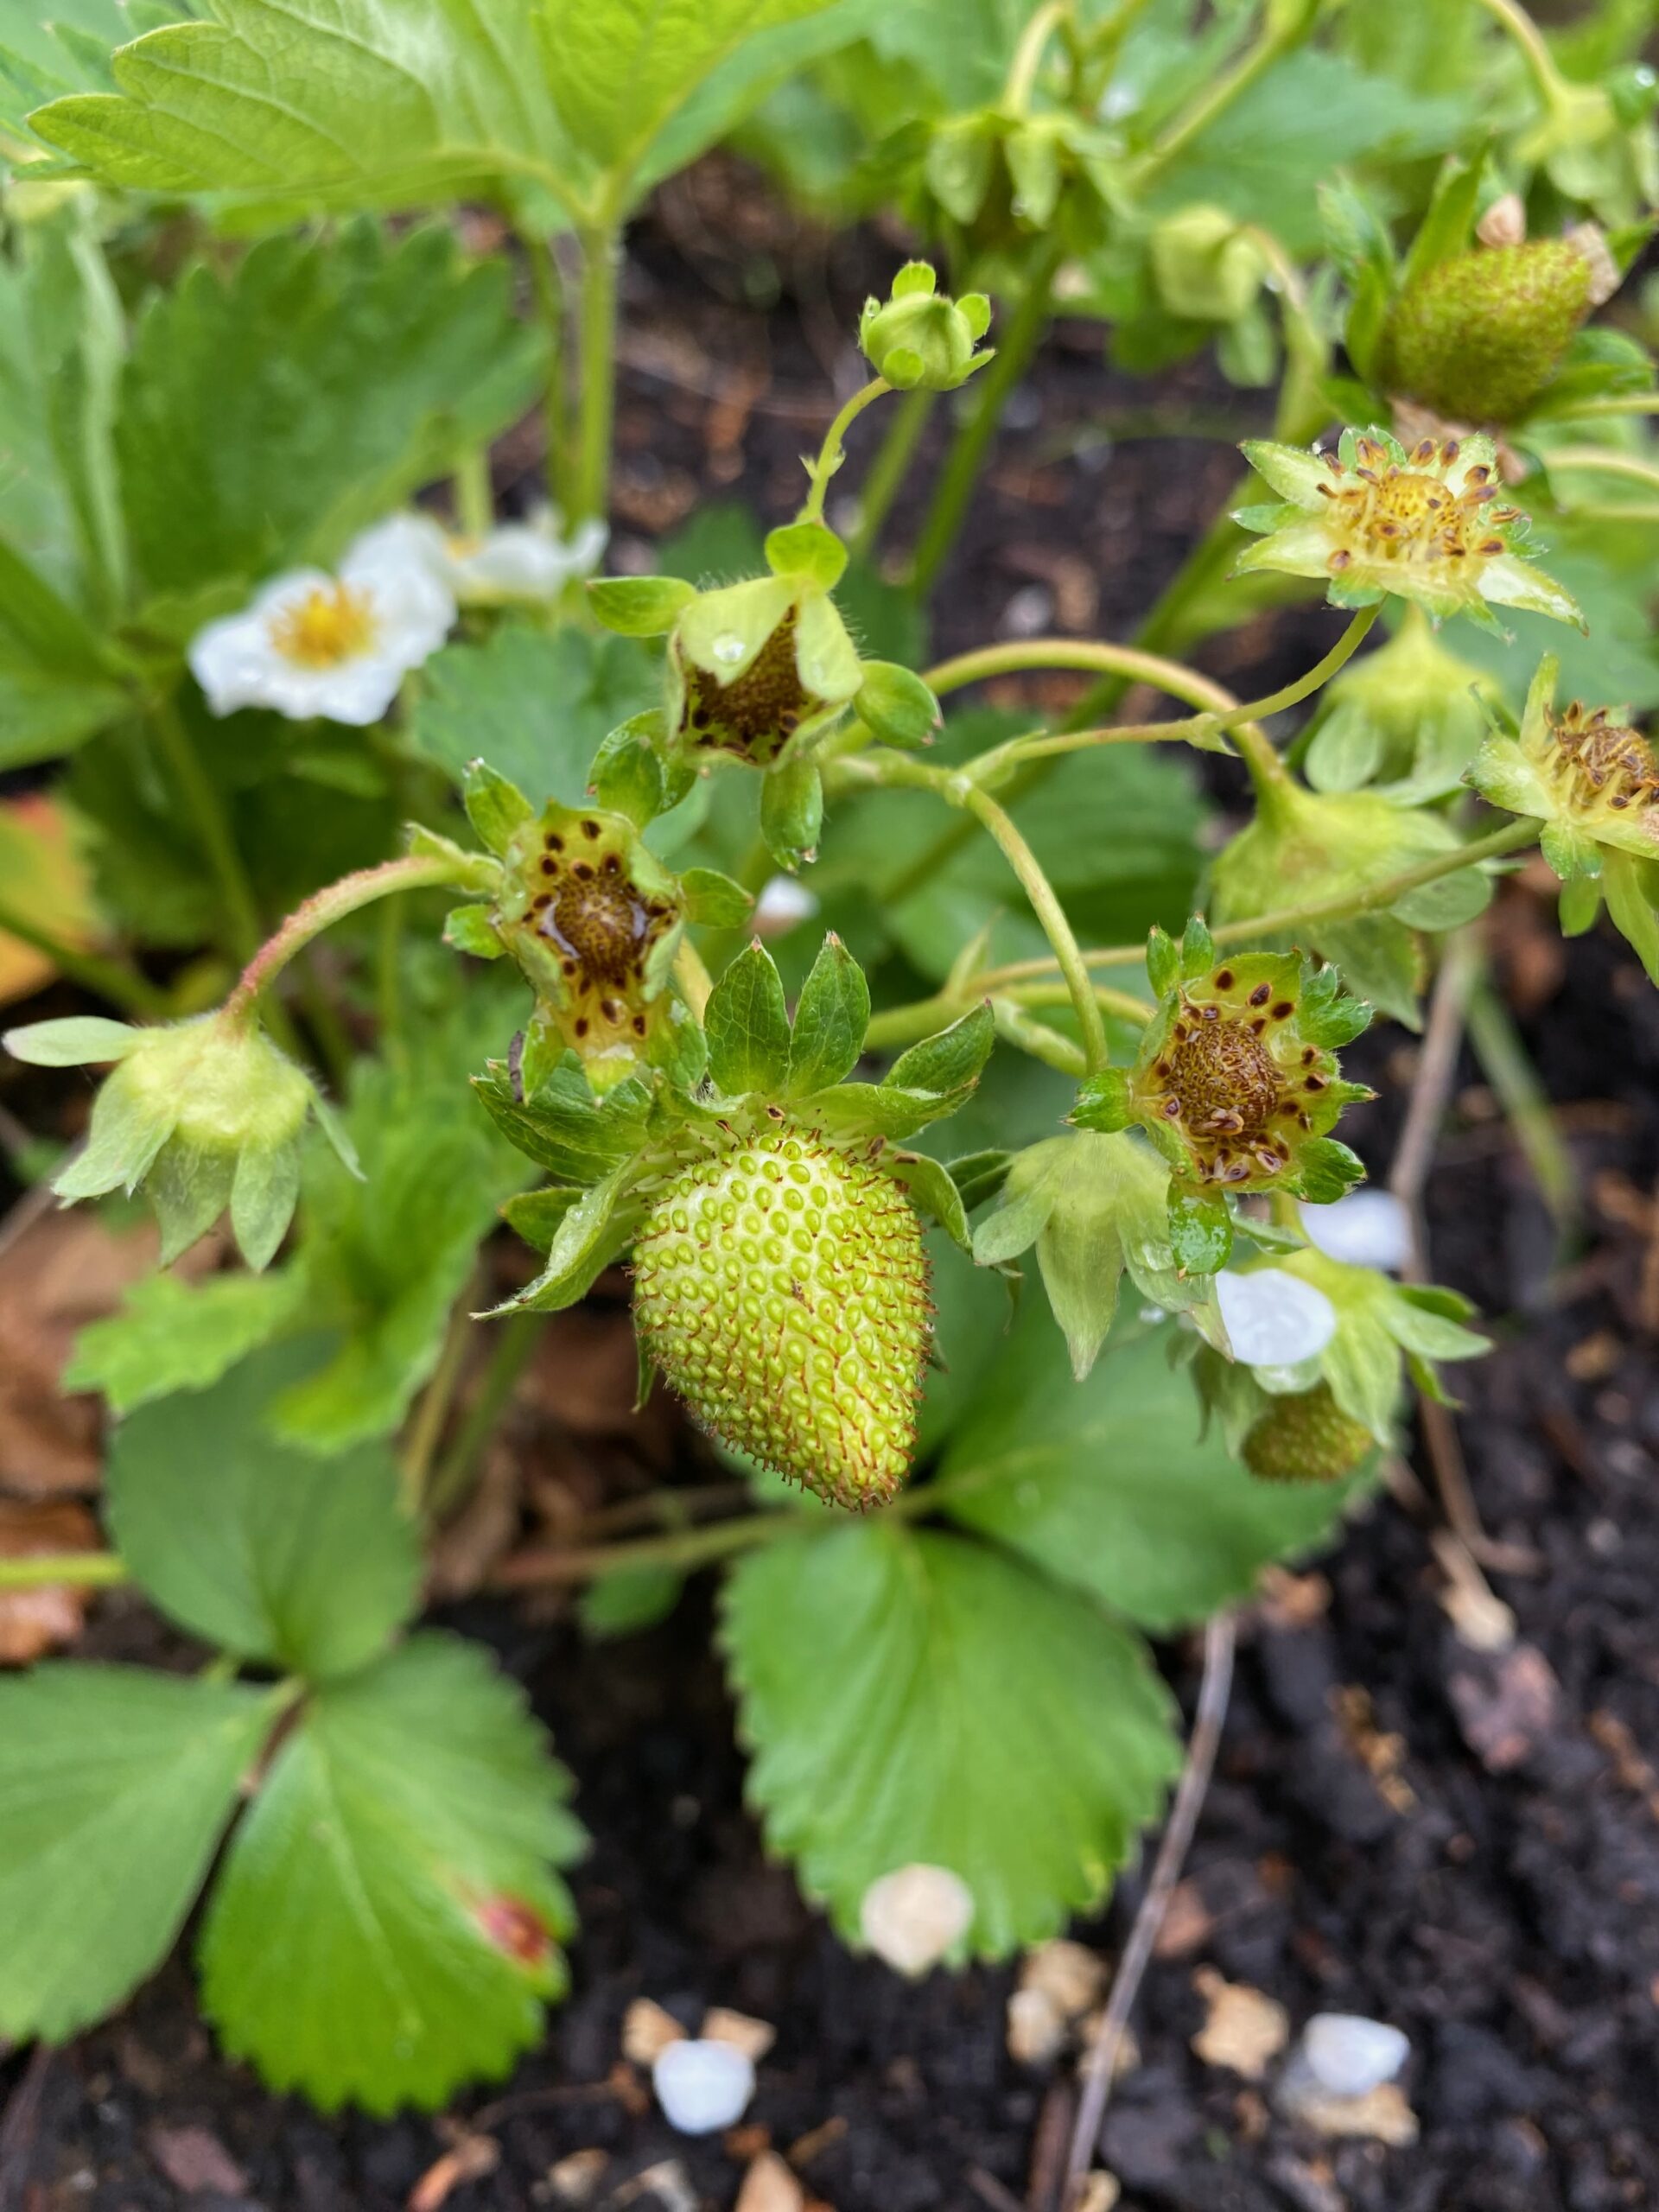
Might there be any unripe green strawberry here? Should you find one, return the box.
[1242,1383,1374,1484]
[1383,239,1596,425]
[632,1129,930,1510]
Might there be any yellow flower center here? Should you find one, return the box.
[267,582,378,669]
[1318,435,1516,577]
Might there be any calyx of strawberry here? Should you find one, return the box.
[471,934,995,1508]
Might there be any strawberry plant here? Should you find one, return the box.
[0,0,1656,2127]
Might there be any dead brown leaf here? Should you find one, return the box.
[1190,1968,1289,2080]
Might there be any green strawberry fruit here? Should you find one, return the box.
[632,1128,930,1509]
[1383,238,1596,425]
[1242,1383,1374,1484]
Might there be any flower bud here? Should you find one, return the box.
[859,262,993,392]
[1150,205,1266,325]
[3,1012,330,1270]
[1382,233,1611,425]
[1302,608,1499,803]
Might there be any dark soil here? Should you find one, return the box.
[4,171,1659,2212]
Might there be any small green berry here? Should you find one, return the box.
[1383,238,1599,425]
[1242,1383,1374,1484]
[631,1129,930,1510]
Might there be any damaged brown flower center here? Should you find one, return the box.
[683,612,812,763]
[541,859,650,988]
[1164,1015,1281,1138]
[1548,703,1659,815]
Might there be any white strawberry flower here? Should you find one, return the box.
[403,505,609,604]
[188,516,455,725]
[1215,1267,1338,1368]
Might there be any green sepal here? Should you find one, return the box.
[798,1081,974,1141]
[882,1150,970,1251]
[678,868,753,928]
[786,935,870,1098]
[856,662,942,751]
[704,941,791,1098]
[1167,1186,1232,1275]
[948,1148,1012,1214]
[472,1058,652,1185]
[1603,849,1659,985]
[1179,915,1217,977]
[760,753,823,872]
[1559,874,1603,936]
[885,1002,995,1097]
[588,575,696,636]
[479,1166,639,1318]
[1070,1067,1132,1135]
[443,904,504,960]
[463,760,534,858]
[3,1016,141,1067]
[1144,925,1180,1001]
[501,1185,582,1255]
[764,521,847,591]
[1294,1136,1367,1205]
[588,713,667,829]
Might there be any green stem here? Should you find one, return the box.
[1563,394,1659,419]
[1002,0,1067,111]
[400,1277,480,1514]
[149,692,264,963]
[454,445,493,538]
[849,387,934,564]
[863,976,1150,1053]
[572,226,620,525]
[376,893,406,1071]
[983,817,1542,982]
[1129,2,1314,185]
[1473,0,1570,104]
[1546,447,1659,499]
[226,852,490,1020]
[923,637,1262,728]
[427,1308,543,1521]
[957,782,1109,1071]
[0,1552,130,1591]
[1465,970,1579,1232]
[909,233,1066,594]
[524,230,569,509]
[800,377,892,524]
[0,899,169,1017]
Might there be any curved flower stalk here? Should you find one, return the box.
[1234,428,1582,633]
[188,516,455,723]
[1469,654,1659,977]
[471,935,993,1510]
[1,1011,352,1269]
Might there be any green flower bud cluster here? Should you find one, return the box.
[858,263,993,392]
[3,1011,344,1270]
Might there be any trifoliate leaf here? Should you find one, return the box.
[939,1312,1356,1630]
[198,1636,583,2116]
[106,1343,419,1679]
[721,1522,1179,1955]
[0,1667,278,2043]
[705,941,791,1097]
[114,223,543,603]
[64,1267,302,1414]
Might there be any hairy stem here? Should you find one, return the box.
[1473,0,1570,104]
[524,229,569,509]
[1003,0,1067,111]
[226,852,490,1019]
[799,377,891,524]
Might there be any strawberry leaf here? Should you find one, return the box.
[199,1635,583,2116]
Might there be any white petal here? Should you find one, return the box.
[753,874,819,938]
[340,512,450,578]
[860,1863,974,1976]
[1301,2014,1410,2096]
[1301,1191,1412,1274]
[1216,1268,1337,1367]
[652,2039,755,2133]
